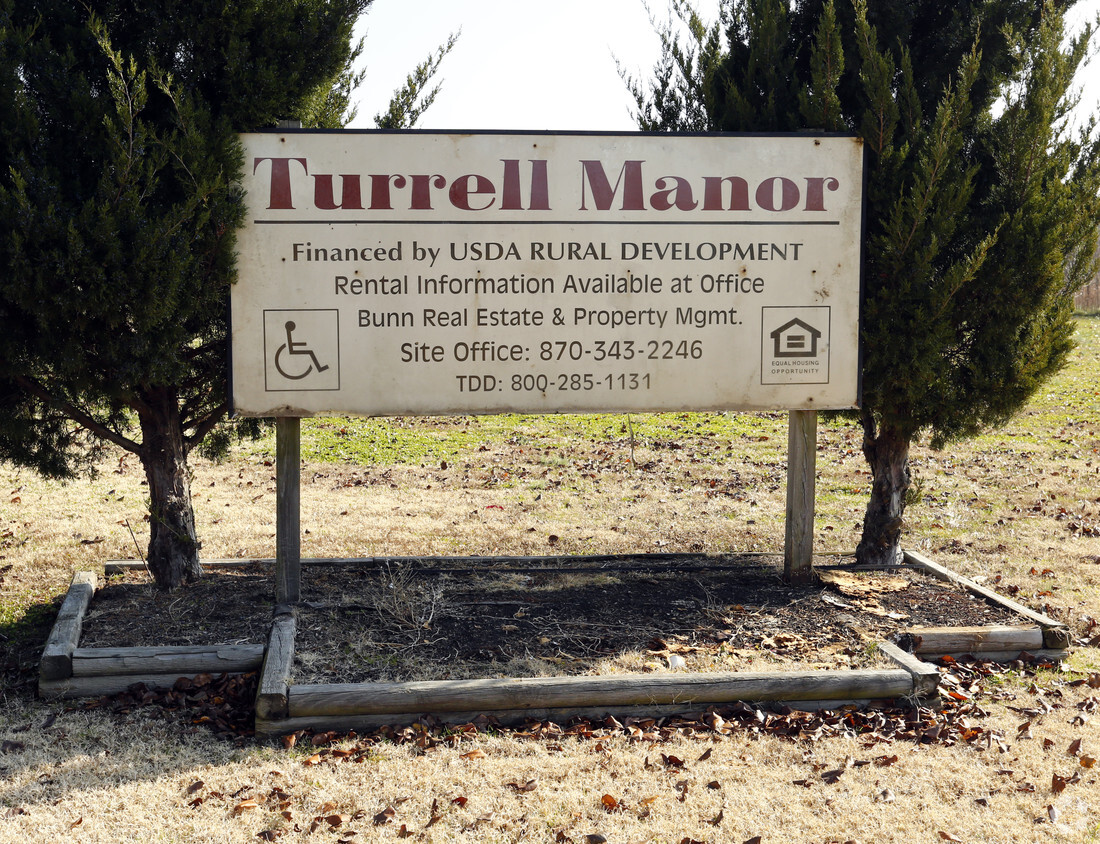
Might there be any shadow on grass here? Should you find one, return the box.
[0,598,58,698]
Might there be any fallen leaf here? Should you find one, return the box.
[472,812,495,826]
[708,808,724,826]
[461,749,486,760]
[506,779,537,793]
[937,833,962,842]
[186,780,205,795]
[70,818,83,830]
[585,835,607,844]
[697,747,712,762]
[371,808,394,826]
[1080,755,1096,769]
[1067,738,1082,756]
[601,794,621,812]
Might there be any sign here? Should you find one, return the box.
[230,131,863,417]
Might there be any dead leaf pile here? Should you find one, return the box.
[77,671,258,739]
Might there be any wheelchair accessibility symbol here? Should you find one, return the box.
[264,309,340,391]
[275,320,330,379]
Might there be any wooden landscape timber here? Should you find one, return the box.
[41,551,1073,732]
[39,664,263,698]
[256,608,296,721]
[903,549,1072,649]
[254,668,920,736]
[37,572,264,699]
[904,625,1044,656]
[39,570,96,681]
[874,640,940,698]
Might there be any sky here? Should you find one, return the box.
[348,0,1100,133]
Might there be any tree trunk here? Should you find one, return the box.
[855,410,910,567]
[139,388,202,589]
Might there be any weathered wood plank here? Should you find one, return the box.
[288,669,913,718]
[71,645,263,677]
[39,571,97,681]
[905,625,1043,655]
[784,410,817,583]
[258,695,902,736]
[876,641,940,697]
[39,672,200,698]
[257,611,296,721]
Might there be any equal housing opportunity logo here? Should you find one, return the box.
[761,306,830,385]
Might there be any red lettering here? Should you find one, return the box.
[755,176,800,212]
[579,160,645,211]
[702,176,750,211]
[410,174,447,210]
[529,160,550,210]
[313,174,364,210]
[650,176,698,211]
[500,160,551,211]
[253,157,307,209]
[449,174,496,211]
[368,174,405,210]
[804,176,840,211]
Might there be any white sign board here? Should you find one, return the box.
[231,131,863,417]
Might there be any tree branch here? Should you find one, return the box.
[12,374,143,457]
[183,401,229,452]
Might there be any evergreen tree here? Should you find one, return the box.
[0,1,451,588]
[628,0,1100,565]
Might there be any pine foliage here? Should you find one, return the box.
[0,0,369,585]
[628,0,1100,562]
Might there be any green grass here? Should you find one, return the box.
[242,409,794,468]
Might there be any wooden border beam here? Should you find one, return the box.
[39,571,96,681]
[287,668,913,719]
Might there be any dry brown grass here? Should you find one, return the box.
[2,318,1100,841]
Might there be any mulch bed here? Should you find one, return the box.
[79,555,1023,685]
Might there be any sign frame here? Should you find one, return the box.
[230,129,865,419]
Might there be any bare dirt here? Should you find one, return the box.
[78,555,1023,685]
